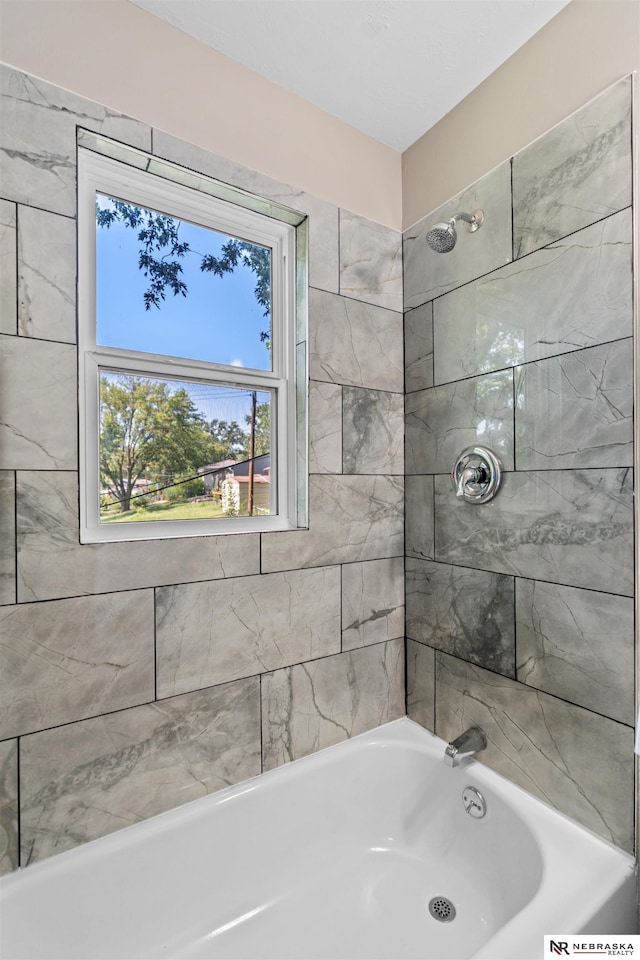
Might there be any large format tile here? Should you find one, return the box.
[0,590,155,740]
[339,211,402,312]
[406,558,515,677]
[516,580,634,725]
[403,161,512,309]
[0,472,15,605]
[262,639,405,770]
[309,288,403,393]
[433,209,633,385]
[405,475,434,561]
[20,678,261,865]
[262,475,403,572]
[309,380,342,474]
[16,471,260,601]
[406,370,514,475]
[435,653,634,851]
[405,302,434,394]
[0,335,77,470]
[343,386,404,475]
[152,129,339,294]
[0,740,18,876]
[513,78,632,258]
[156,566,341,698]
[435,468,633,596]
[18,205,76,343]
[0,65,151,218]
[0,200,16,335]
[406,639,435,734]
[342,557,404,650]
[515,338,633,470]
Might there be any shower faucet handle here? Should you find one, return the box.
[452,446,502,504]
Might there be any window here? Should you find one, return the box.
[78,144,306,542]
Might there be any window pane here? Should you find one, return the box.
[96,194,272,370]
[99,371,272,523]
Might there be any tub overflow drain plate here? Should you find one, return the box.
[428,897,456,923]
[462,785,486,818]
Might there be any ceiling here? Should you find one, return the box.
[131,0,569,152]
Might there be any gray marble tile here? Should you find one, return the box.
[262,474,404,572]
[516,579,634,725]
[0,335,77,470]
[152,130,339,294]
[403,161,512,310]
[20,677,261,865]
[513,78,632,258]
[339,211,402,312]
[342,557,404,650]
[309,380,342,474]
[309,288,403,393]
[435,652,634,851]
[405,302,434,394]
[16,471,260,601]
[515,338,633,470]
[435,468,633,596]
[343,386,404,475]
[0,200,17,335]
[18,205,76,343]
[262,638,405,770]
[0,590,155,740]
[0,472,15,606]
[0,739,18,876]
[433,208,633,385]
[156,566,341,699]
[406,639,435,734]
[406,370,514,476]
[0,65,151,218]
[406,475,434,561]
[406,558,515,677]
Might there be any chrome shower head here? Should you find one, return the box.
[425,209,484,253]
[426,221,457,253]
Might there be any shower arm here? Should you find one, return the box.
[451,211,484,231]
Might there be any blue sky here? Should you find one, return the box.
[96,195,272,425]
[96,195,271,370]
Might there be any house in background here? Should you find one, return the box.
[199,453,271,495]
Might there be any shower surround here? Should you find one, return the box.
[0,64,405,874]
[0,64,636,876]
[405,76,635,853]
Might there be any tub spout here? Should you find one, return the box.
[443,727,487,767]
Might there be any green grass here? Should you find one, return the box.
[101,500,227,523]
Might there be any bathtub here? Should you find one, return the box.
[0,718,636,959]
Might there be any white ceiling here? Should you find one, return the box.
[131,0,570,151]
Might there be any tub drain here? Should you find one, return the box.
[428,897,456,923]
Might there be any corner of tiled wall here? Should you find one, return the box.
[403,75,635,853]
[0,62,406,873]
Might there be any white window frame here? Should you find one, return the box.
[78,148,300,542]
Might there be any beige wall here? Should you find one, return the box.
[0,0,402,229]
[3,1,637,230]
[403,0,640,227]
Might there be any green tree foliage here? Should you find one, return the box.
[96,199,271,340]
[244,401,271,457]
[100,375,211,512]
[205,418,248,463]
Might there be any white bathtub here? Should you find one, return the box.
[0,718,636,959]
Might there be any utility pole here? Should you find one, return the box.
[247,390,256,516]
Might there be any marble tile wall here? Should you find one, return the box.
[0,64,405,873]
[404,76,636,853]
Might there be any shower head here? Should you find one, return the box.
[425,210,484,253]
